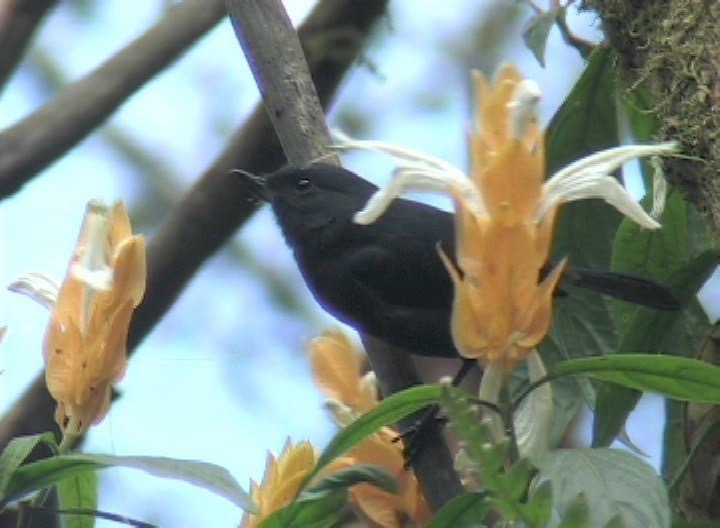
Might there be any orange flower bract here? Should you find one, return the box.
[307,330,431,527]
[241,440,319,528]
[439,65,565,370]
[44,201,145,434]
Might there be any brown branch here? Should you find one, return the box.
[0,0,387,457]
[226,0,462,511]
[0,0,226,199]
[0,0,57,94]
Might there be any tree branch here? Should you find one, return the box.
[226,0,462,511]
[0,0,57,94]
[0,0,226,199]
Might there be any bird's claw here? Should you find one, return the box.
[395,404,448,468]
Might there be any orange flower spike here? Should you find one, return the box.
[308,331,429,526]
[307,329,376,414]
[44,200,146,434]
[242,440,319,528]
[472,66,523,152]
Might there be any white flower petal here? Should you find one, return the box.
[477,362,505,444]
[354,166,485,224]
[514,350,552,462]
[508,80,541,140]
[8,272,61,310]
[323,399,357,427]
[331,129,486,224]
[539,142,678,229]
[332,129,465,175]
[70,263,113,291]
[74,199,114,292]
[651,155,669,219]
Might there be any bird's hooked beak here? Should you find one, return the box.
[233,169,269,202]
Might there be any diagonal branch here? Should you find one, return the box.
[0,0,226,199]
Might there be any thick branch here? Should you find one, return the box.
[0,0,57,93]
[227,0,462,511]
[0,0,226,199]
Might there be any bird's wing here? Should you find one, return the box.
[347,241,453,311]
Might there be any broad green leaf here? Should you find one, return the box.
[546,47,619,177]
[538,448,670,528]
[424,491,492,528]
[522,8,563,67]
[539,354,720,403]
[525,479,554,526]
[302,464,397,500]
[604,513,627,528]
[4,454,252,512]
[538,46,622,444]
[621,84,660,144]
[259,489,345,528]
[556,491,591,528]
[613,192,688,290]
[309,384,440,482]
[0,433,58,501]
[56,471,97,528]
[593,251,716,446]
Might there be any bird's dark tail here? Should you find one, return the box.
[562,267,680,310]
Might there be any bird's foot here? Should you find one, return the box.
[394,404,447,468]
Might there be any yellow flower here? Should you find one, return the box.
[308,329,377,416]
[436,67,564,370]
[13,200,145,434]
[46,200,145,434]
[333,64,677,371]
[308,330,431,527]
[241,439,319,528]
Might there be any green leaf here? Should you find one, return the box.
[424,491,492,528]
[0,433,58,502]
[538,46,622,444]
[527,479,554,526]
[522,8,563,67]
[302,464,397,500]
[538,448,670,528]
[259,489,346,528]
[309,384,440,482]
[556,491,591,528]
[592,251,716,446]
[4,454,253,512]
[545,45,617,175]
[539,354,720,403]
[621,83,660,143]
[56,471,97,528]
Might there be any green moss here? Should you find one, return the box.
[581,1,720,240]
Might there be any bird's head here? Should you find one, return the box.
[240,163,378,235]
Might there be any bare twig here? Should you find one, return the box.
[227,0,462,511]
[0,0,57,93]
[0,0,226,199]
[0,0,387,458]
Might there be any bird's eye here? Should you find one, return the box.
[294,178,312,192]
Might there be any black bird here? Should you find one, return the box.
[245,162,679,359]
